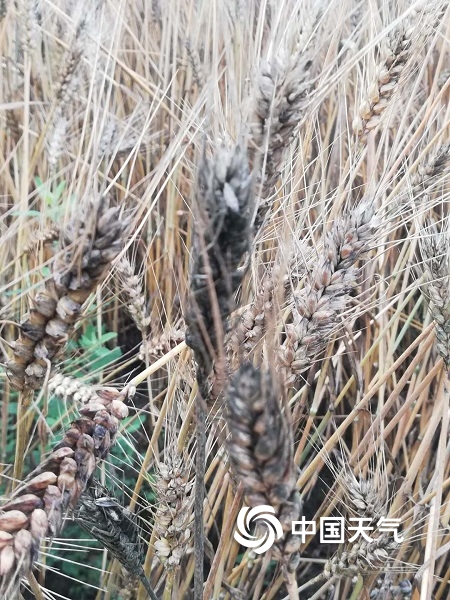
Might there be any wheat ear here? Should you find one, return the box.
[75,479,158,600]
[227,363,302,567]
[279,198,377,386]
[250,47,313,226]
[154,452,192,571]
[0,385,130,595]
[353,18,414,138]
[419,218,450,369]
[116,256,151,333]
[324,476,401,582]
[6,199,129,391]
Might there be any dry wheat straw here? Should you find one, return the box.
[227,363,302,567]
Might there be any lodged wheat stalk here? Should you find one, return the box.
[226,363,302,567]
[6,199,129,391]
[0,387,130,596]
[278,198,378,386]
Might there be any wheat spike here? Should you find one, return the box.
[279,198,377,386]
[419,218,450,369]
[116,256,151,332]
[227,363,302,564]
[154,452,192,571]
[6,198,129,391]
[0,387,130,594]
[185,143,253,381]
[250,46,313,225]
[76,479,158,600]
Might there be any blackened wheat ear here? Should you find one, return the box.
[76,480,158,600]
[227,363,302,568]
[185,143,253,598]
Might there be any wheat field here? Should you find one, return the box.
[0,1,449,599]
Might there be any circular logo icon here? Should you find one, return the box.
[234,505,283,554]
